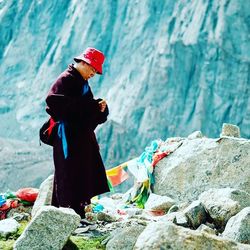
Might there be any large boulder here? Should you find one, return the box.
[222,207,250,244]
[134,221,250,250]
[199,188,250,228]
[153,137,250,202]
[31,175,54,217]
[14,206,80,250]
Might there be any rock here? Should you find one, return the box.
[134,221,250,250]
[174,212,189,227]
[222,207,250,244]
[106,224,145,250]
[163,211,189,227]
[85,212,98,222]
[1,0,250,193]
[220,123,241,138]
[11,212,30,222]
[31,175,54,217]
[144,193,176,213]
[125,207,143,217]
[168,204,179,213]
[7,205,32,219]
[97,211,117,223]
[199,188,250,228]
[196,224,216,235]
[188,131,204,139]
[73,226,90,235]
[162,212,178,223]
[14,206,80,250]
[183,200,207,229]
[0,218,20,238]
[154,137,250,202]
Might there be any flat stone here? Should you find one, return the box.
[144,193,176,213]
[31,175,54,217]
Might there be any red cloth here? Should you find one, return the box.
[16,188,39,202]
[152,151,171,167]
[0,200,19,220]
[48,117,56,136]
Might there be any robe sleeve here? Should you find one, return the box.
[91,99,109,130]
[45,75,100,123]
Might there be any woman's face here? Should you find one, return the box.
[79,62,97,80]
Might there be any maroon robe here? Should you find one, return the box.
[45,64,110,217]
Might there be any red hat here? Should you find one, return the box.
[74,47,105,74]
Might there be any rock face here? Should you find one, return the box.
[31,175,54,217]
[222,207,250,244]
[134,221,250,250]
[153,137,250,202]
[0,0,249,170]
[0,137,52,192]
[14,206,80,250]
[199,188,250,228]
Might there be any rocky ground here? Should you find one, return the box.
[0,124,249,249]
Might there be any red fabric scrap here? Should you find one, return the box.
[16,188,39,202]
[152,151,171,167]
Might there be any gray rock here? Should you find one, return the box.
[199,188,250,228]
[174,212,189,227]
[183,200,207,229]
[13,206,80,250]
[154,137,250,202]
[31,175,54,217]
[134,221,250,250]
[144,193,176,213]
[97,211,117,223]
[222,207,250,244]
[221,123,241,138]
[106,224,145,250]
[7,205,32,219]
[196,224,216,235]
[0,218,20,238]
[162,212,179,223]
[11,212,30,222]
[168,204,179,213]
[125,207,143,217]
[188,131,204,139]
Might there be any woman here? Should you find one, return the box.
[45,47,110,218]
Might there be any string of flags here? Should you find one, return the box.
[105,139,183,208]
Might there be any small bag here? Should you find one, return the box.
[39,117,58,146]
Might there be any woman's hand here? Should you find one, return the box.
[98,99,107,112]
